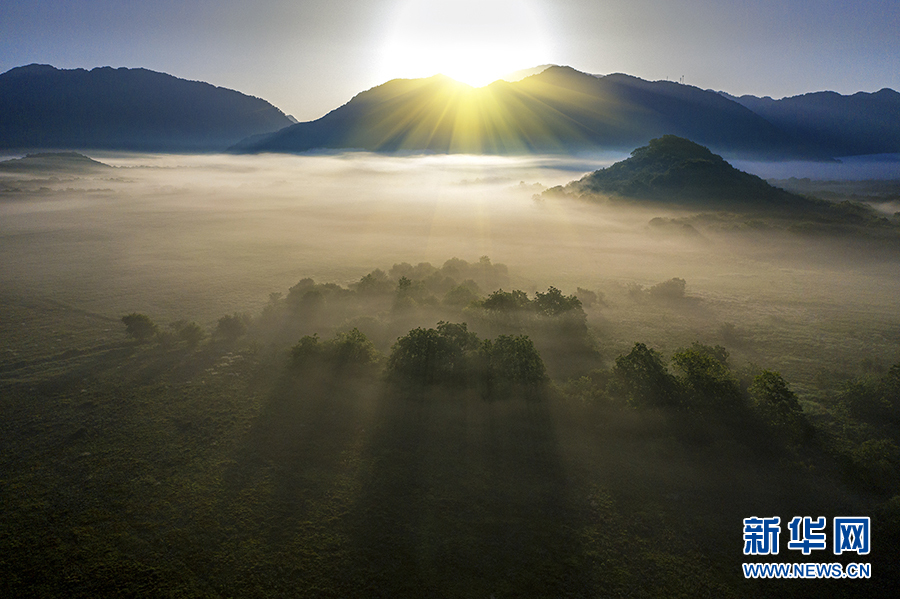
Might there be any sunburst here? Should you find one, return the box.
[377,0,552,87]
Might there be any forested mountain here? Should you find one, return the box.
[3,63,897,159]
[232,66,812,159]
[0,64,294,151]
[722,88,900,157]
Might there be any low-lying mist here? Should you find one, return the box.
[3,150,900,597]
[2,151,899,387]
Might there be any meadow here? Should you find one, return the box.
[2,152,899,597]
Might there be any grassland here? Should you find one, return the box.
[2,153,900,596]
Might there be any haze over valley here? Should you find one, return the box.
[2,1,900,595]
[3,142,900,595]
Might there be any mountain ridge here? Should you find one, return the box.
[0,64,294,152]
[233,66,897,159]
[720,88,900,157]
[2,63,898,159]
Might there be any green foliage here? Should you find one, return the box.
[750,370,801,417]
[328,328,380,366]
[671,343,743,413]
[291,333,322,363]
[216,312,251,342]
[749,370,809,440]
[610,342,679,408]
[837,376,890,424]
[392,276,437,311]
[353,269,394,296]
[627,277,688,303]
[564,135,807,208]
[387,322,479,386]
[285,277,315,309]
[849,438,900,493]
[12,255,900,597]
[481,289,532,312]
[387,322,547,397]
[562,373,611,405]
[480,334,547,397]
[442,282,481,307]
[534,286,584,317]
[121,313,158,342]
[171,320,205,347]
[575,287,603,308]
[291,328,380,369]
[884,364,900,415]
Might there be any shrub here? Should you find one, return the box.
[122,313,158,342]
[172,320,205,347]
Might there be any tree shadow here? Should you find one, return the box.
[343,388,594,598]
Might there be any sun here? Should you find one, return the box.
[377,0,552,87]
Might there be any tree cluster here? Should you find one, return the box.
[386,321,546,398]
[601,341,809,441]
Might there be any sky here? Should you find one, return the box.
[2,0,898,122]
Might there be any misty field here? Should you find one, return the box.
[2,152,900,597]
[2,152,898,386]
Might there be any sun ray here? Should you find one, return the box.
[378,0,552,88]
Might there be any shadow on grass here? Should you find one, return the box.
[343,387,593,598]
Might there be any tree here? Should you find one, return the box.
[291,333,322,364]
[610,342,679,407]
[443,283,480,307]
[216,313,250,342]
[122,313,158,342]
[291,329,380,369]
[534,286,583,317]
[327,328,379,366]
[749,370,805,435]
[575,287,602,308]
[648,277,686,301]
[481,334,547,396]
[481,289,532,312]
[171,320,205,347]
[354,269,393,296]
[387,322,479,386]
[750,371,801,415]
[672,343,742,413]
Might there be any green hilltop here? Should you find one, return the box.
[554,135,812,209]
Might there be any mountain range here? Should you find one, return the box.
[232,66,900,159]
[2,64,899,159]
[721,89,900,157]
[0,65,294,152]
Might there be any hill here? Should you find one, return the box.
[232,66,810,159]
[0,64,294,152]
[0,151,112,173]
[546,135,814,209]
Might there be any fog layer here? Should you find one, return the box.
[2,152,899,389]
